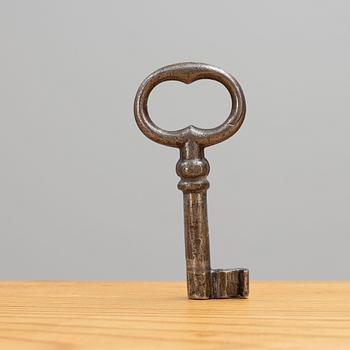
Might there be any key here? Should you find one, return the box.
[134,62,249,300]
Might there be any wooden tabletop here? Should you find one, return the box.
[0,281,349,349]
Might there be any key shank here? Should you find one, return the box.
[177,141,211,299]
[177,141,248,299]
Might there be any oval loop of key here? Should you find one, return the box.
[134,62,246,148]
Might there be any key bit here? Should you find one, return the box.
[134,62,249,300]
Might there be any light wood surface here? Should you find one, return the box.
[0,281,349,349]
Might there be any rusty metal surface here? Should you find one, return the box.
[134,62,249,299]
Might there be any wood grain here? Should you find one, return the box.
[0,281,349,349]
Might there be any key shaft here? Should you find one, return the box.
[177,141,211,299]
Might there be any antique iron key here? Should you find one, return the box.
[134,62,249,299]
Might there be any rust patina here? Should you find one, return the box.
[134,62,249,299]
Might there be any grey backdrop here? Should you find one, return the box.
[1,0,349,280]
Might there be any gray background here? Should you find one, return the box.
[0,0,349,280]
